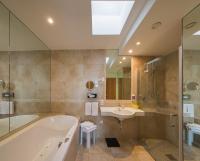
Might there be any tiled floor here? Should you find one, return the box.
[76,139,155,161]
[142,139,178,161]
[184,144,200,161]
[142,139,179,161]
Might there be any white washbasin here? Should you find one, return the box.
[100,106,144,121]
[113,109,134,115]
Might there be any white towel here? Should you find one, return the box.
[183,104,194,117]
[91,102,99,116]
[85,102,92,115]
[0,101,14,114]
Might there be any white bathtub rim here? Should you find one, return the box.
[52,119,78,161]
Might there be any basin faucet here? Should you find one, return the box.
[119,103,125,109]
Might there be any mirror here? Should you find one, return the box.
[183,4,200,161]
[0,1,50,138]
[86,81,95,90]
[106,52,131,100]
[0,2,9,137]
[9,13,50,132]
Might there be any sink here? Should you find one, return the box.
[100,106,144,121]
[112,109,134,120]
[113,109,134,115]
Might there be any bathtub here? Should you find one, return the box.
[0,115,79,161]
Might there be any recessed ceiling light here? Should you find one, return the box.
[119,61,122,64]
[136,42,141,46]
[122,57,126,60]
[47,17,54,24]
[91,1,135,35]
[128,49,133,54]
[193,30,200,36]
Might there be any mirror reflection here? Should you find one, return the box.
[0,2,9,137]
[106,53,131,100]
[0,2,50,138]
[183,4,200,161]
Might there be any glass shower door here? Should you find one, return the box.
[182,4,200,161]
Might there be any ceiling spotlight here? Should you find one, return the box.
[122,57,126,60]
[47,17,54,24]
[136,42,141,46]
[128,49,133,54]
[119,61,122,64]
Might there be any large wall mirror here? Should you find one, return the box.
[106,52,131,100]
[182,4,200,161]
[0,2,50,138]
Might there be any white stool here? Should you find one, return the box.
[80,121,97,148]
[186,123,200,145]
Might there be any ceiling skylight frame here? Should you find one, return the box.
[91,0,135,35]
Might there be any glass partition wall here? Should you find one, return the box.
[182,4,200,161]
[0,2,50,138]
[138,55,179,161]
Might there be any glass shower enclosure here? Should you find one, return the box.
[182,4,200,161]
[137,54,179,161]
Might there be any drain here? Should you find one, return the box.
[165,154,177,161]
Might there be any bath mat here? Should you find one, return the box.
[105,138,120,147]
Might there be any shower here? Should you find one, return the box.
[144,57,161,73]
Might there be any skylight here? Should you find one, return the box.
[91,1,135,35]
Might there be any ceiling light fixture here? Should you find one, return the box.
[119,61,122,64]
[122,57,126,60]
[136,42,141,46]
[47,17,54,25]
[128,49,133,54]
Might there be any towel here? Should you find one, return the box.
[0,101,14,114]
[85,102,92,115]
[91,102,99,116]
[183,104,194,117]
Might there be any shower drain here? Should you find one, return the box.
[165,154,177,161]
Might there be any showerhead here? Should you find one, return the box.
[143,57,161,73]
